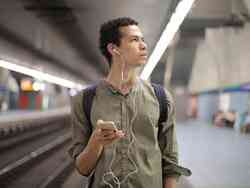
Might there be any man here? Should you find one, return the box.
[69,17,191,188]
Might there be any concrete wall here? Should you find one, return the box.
[188,39,220,93]
[189,23,250,93]
[244,0,250,12]
[188,0,231,19]
[189,0,249,20]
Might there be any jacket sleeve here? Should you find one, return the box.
[158,89,191,180]
[68,92,92,161]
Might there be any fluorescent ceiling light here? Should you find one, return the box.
[0,59,85,90]
[33,81,46,91]
[140,0,196,80]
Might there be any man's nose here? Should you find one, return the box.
[140,40,147,50]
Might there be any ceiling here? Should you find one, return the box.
[0,0,249,86]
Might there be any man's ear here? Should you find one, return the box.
[107,43,115,56]
[107,43,120,56]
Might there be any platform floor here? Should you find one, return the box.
[0,107,70,125]
[177,120,250,188]
[63,120,250,188]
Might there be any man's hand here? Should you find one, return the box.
[164,177,177,188]
[75,120,125,175]
[88,119,125,147]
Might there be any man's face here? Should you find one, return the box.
[116,25,147,68]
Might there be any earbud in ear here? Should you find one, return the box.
[113,48,120,55]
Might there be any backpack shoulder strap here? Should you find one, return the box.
[81,84,97,188]
[151,83,169,124]
[82,84,97,131]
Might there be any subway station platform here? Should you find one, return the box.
[177,120,250,188]
[0,107,70,128]
[1,109,249,188]
[62,120,250,188]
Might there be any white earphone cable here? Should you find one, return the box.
[102,52,139,188]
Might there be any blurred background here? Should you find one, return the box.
[0,0,250,188]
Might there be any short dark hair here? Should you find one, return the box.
[99,17,138,67]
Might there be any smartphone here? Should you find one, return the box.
[97,120,118,131]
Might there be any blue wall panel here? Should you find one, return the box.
[197,93,219,122]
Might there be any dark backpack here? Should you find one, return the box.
[82,83,169,135]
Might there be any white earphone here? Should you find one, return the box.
[112,46,125,83]
[113,48,120,55]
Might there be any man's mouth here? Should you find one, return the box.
[140,53,148,58]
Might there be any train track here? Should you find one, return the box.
[0,118,74,188]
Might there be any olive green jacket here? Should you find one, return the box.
[68,78,191,188]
